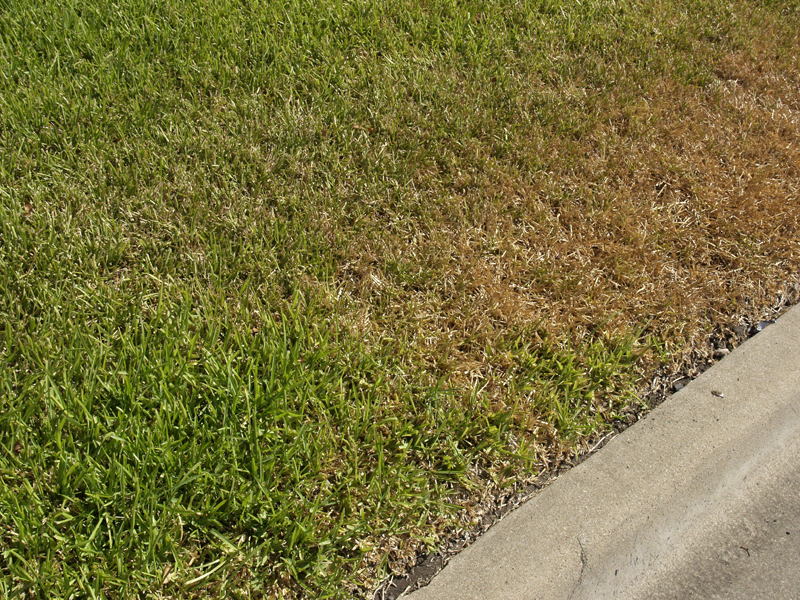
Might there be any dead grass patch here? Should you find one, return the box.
[336,8,800,588]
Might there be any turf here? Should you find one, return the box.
[1,0,799,597]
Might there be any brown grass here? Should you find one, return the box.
[334,17,800,395]
[334,13,800,586]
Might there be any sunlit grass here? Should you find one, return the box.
[1,0,799,596]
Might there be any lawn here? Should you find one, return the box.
[1,0,799,597]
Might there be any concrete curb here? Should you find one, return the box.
[409,304,800,599]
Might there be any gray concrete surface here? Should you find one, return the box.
[409,304,800,600]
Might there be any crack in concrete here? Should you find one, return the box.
[569,536,588,600]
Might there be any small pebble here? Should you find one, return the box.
[711,390,725,398]
[713,348,731,358]
[756,320,776,332]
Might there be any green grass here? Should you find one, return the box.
[0,279,641,597]
[1,0,799,597]
[0,287,503,596]
[0,284,640,597]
